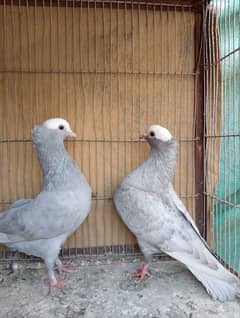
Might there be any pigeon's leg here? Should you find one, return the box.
[128,254,152,282]
[55,257,79,274]
[45,259,67,293]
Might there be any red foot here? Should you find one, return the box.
[128,264,152,282]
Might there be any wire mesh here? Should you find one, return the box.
[205,0,240,276]
[0,0,202,258]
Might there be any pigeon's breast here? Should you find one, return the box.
[65,181,91,213]
[114,185,159,234]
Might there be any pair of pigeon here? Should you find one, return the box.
[0,118,239,300]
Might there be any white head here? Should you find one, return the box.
[43,118,76,138]
[141,125,172,142]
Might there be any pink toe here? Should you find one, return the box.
[56,280,67,289]
[61,267,79,273]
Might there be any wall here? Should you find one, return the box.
[0,2,198,252]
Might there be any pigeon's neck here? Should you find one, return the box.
[126,139,178,193]
[36,141,72,188]
[148,141,178,185]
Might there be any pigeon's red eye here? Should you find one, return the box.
[150,131,155,137]
[58,125,64,130]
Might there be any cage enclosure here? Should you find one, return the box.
[0,0,239,277]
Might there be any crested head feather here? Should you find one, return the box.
[32,118,76,147]
[43,118,71,131]
[147,125,172,142]
[42,118,76,138]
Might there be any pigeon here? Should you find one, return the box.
[0,118,92,292]
[114,124,240,301]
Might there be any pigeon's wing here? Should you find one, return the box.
[168,184,200,234]
[0,190,85,243]
[161,189,240,301]
[166,185,219,258]
[115,184,213,260]
[10,198,33,209]
[0,198,35,243]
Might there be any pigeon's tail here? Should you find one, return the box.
[188,263,240,301]
[173,251,240,301]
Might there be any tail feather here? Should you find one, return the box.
[188,266,240,301]
[170,251,240,301]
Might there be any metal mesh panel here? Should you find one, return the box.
[0,1,203,257]
[205,0,240,276]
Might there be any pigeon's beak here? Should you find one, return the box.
[68,130,77,138]
[140,133,148,140]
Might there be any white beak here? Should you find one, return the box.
[68,130,77,138]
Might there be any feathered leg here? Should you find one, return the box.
[45,259,67,294]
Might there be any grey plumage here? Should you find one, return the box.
[0,118,91,290]
[114,124,240,301]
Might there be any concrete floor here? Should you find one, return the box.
[0,256,239,318]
